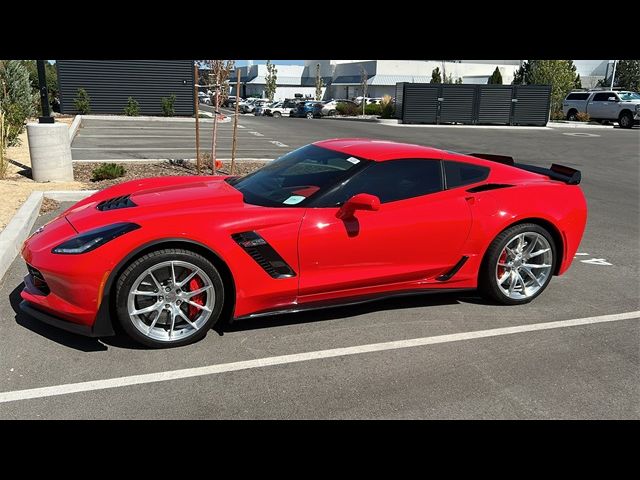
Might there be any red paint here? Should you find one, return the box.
[21,140,587,331]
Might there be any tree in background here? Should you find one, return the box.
[455,77,464,84]
[430,67,442,84]
[443,73,455,84]
[21,60,58,110]
[512,60,581,113]
[615,60,640,91]
[265,60,277,102]
[0,60,36,146]
[574,74,582,89]
[360,66,368,115]
[315,63,324,101]
[512,61,532,85]
[487,67,503,84]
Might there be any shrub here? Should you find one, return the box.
[550,110,565,120]
[380,95,396,118]
[364,103,382,115]
[123,97,140,116]
[161,94,176,116]
[91,163,126,181]
[0,111,8,179]
[336,102,359,116]
[74,88,91,114]
[576,112,591,122]
[0,60,36,146]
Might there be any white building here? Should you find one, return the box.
[232,60,610,101]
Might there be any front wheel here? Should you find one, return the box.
[566,109,578,121]
[479,223,556,305]
[619,111,634,129]
[115,248,225,348]
[306,112,314,119]
[273,111,282,118]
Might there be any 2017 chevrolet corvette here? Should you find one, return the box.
[20,139,587,347]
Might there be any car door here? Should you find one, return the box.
[297,159,473,301]
[588,92,615,118]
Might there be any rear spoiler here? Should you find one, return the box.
[469,153,581,185]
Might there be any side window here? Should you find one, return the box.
[444,161,489,189]
[592,93,611,101]
[567,93,589,100]
[316,159,443,206]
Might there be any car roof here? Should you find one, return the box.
[313,138,453,161]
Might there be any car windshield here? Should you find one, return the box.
[226,145,369,207]
[618,92,640,101]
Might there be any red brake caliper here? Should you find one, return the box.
[497,250,507,279]
[187,276,205,319]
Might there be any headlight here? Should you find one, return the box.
[52,222,140,254]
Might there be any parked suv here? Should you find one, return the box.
[290,101,323,119]
[562,90,640,128]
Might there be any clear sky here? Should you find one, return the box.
[235,60,304,67]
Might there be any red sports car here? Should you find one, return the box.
[20,139,587,347]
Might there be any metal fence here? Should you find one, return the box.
[396,83,551,126]
[57,60,195,116]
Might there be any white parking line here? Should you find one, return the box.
[76,135,273,139]
[72,147,284,151]
[269,141,289,147]
[0,310,637,404]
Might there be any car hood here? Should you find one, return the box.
[64,176,244,233]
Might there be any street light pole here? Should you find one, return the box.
[610,60,617,90]
[37,60,54,124]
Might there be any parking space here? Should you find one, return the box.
[3,113,638,419]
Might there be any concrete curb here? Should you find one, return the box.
[383,123,552,130]
[0,190,95,284]
[548,121,615,129]
[322,116,380,123]
[72,158,272,163]
[81,114,228,124]
[68,115,82,140]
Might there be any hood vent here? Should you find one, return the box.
[96,195,137,211]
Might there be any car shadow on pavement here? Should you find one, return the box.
[9,283,108,352]
[223,290,480,334]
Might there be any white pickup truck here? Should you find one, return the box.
[562,90,640,128]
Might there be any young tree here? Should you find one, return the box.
[265,60,278,102]
[315,63,324,101]
[360,66,368,115]
[207,60,235,174]
[443,73,455,84]
[487,67,503,84]
[430,67,442,84]
[455,77,464,84]
[615,60,640,91]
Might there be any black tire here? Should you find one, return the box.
[115,248,225,348]
[566,109,578,121]
[273,111,282,118]
[306,112,314,119]
[619,111,634,129]
[478,223,556,305]
[328,109,337,117]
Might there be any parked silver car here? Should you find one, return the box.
[562,90,640,128]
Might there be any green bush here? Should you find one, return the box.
[161,94,176,116]
[336,102,359,116]
[74,88,91,114]
[123,97,140,116]
[91,163,126,181]
[365,103,382,115]
[576,112,591,122]
[0,60,36,146]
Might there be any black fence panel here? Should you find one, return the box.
[477,85,513,125]
[57,60,195,116]
[397,83,550,126]
[401,83,439,124]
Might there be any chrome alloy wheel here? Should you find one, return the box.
[127,260,214,342]
[495,232,553,300]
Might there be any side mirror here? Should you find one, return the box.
[337,193,380,219]
[608,96,619,102]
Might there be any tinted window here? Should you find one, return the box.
[592,92,614,101]
[313,159,443,206]
[444,161,489,189]
[567,93,589,100]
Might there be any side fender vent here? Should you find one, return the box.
[232,231,296,279]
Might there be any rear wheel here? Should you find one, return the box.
[306,111,314,119]
[479,223,556,305]
[115,249,224,348]
[273,111,282,118]
[619,111,634,129]
[328,109,337,116]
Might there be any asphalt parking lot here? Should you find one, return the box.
[1,114,638,419]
